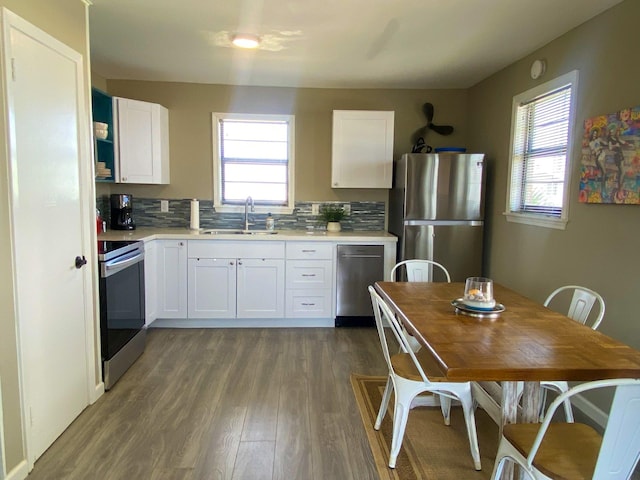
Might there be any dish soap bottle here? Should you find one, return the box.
[265,213,275,231]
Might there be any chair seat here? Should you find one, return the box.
[503,423,602,480]
[391,350,447,382]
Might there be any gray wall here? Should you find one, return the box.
[99,81,470,207]
[468,0,640,408]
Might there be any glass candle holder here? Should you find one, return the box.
[463,277,495,308]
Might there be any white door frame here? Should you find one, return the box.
[0,7,101,469]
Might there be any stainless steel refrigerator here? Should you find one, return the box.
[389,153,486,282]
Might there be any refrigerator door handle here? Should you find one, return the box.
[404,219,483,227]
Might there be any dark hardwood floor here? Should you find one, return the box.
[27,327,386,480]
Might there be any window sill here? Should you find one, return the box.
[214,204,295,215]
[504,212,567,230]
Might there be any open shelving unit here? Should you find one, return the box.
[91,87,116,182]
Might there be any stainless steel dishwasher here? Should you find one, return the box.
[336,244,384,326]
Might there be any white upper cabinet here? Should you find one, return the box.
[114,97,170,184]
[331,110,394,188]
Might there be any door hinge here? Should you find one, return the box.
[11,58,16,81]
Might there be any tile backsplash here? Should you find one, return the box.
[97,197,386,231]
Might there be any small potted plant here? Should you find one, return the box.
[320,204,346,232]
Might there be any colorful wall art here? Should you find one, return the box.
[579,106,640,204]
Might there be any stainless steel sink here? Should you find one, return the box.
[201,229,277,235]
[201,229,243,235]
[237,230,278,235]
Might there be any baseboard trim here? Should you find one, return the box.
[150,318,335,328]
[91,381,105,404]
[6,459,28,480]
[572,392,608,428]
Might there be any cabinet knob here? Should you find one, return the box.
[238,261,243,266]
[122,177,127,181]
[230,261,235,266]
[179,242,184,246]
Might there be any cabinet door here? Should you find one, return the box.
[187,258,236,318]
[144,240,158,325]
[114,97,169,184]
[237,258,285,318]
[157,240,187,318]
[331,110,394,188]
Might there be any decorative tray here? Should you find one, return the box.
[451,298,505,319]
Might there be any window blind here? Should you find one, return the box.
[219,118,289,205]
[509,85,572,217]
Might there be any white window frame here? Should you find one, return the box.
[505,70,579,230]
[212,112,295,214]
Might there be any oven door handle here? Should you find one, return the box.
[102,251,144,278]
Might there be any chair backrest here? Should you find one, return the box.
[543,285,605,330]
[390,259,451,283]
[368,286,431,384]
[525,378,640,479]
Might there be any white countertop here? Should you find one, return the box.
[98,227,397,243]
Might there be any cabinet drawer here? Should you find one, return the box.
[286,260,333,289]
[188,240,285,259]
[286,242,333,260]
[286,290,332,318]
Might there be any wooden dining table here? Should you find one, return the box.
[374,281,640,478]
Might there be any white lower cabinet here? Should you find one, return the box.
[237,258,285,318]
[156,240,188,318]
[285,243,334,318]
[147,237,392,325]
[188,258,236,318]
[143,240,158,325]
[187,241,285,320]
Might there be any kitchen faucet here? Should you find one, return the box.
[244,196,254,230]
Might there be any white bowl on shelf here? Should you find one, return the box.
[94,129,108,140]
[93,122,108,139]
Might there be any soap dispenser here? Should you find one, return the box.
[266,213,275,231]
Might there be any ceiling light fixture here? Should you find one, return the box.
[232,33,260,49]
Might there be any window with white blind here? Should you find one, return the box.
[505,70,578,230]
[212,113,295,213]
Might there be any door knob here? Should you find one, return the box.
[75,256,87,269]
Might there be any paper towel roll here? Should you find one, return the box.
[190,199,200,230]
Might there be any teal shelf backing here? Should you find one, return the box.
[91,87,115,182]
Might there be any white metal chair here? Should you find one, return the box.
[390,259,451,283]
[540,285,606,422]
[368,286,482,470]
[490,378,640,480]
[390,259,452,353]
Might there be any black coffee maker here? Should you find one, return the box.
[110,194,136,230]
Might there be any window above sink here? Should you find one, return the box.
[212,113,295,214]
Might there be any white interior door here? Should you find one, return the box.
[2,10,92,463]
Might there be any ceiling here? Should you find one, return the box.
[89,0,622,90]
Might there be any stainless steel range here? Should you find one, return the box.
[98,240,145,390]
